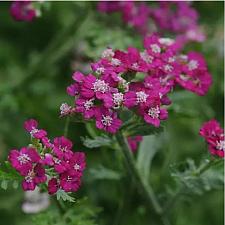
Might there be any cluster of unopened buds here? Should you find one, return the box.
[200,119,225,158]
[8,119,86,194]
[62,34,212,134]
[97,1,205,49]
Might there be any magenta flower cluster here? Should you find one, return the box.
[64,34,212,134]
[8,119,86,194]
[10,1,37,22]
[200,119,224,158]
[97,1,205,49]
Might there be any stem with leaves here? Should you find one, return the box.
[162,158,223,215]
[115,131,163,215]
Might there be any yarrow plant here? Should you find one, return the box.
[8,119,86,196]
[1,2,223,225]
[97,1,205,50]
[63,34,212,134]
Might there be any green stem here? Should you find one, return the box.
[54,196,65,215]
[64,117,70,137]
[196,158,222,175]
[115,131,162,215]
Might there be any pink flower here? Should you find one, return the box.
[68,152,86,176]
[138,94,168,127]
[8,147,40,175]
[53,158,69,174]
[81,74,111,100]
[67,83,80,96]
[199,119,224,158]
[144,35,162,57]
[24,119,47,139]
[41,137,53,149]
[60,171,81,192]
[53,136,73,160]
[200,119,224,139]
[8,119,87,196]
[42,153,54,166]
[75,98,96,119]
[60,103,74,117]
[95,107,122,133]
[175,52,212,96]
[176,68,212,96]
[48,178,59,195]
[127,136,143,152]
[114,47,147,73]
[10,1,37,22]
[22,164,47,191]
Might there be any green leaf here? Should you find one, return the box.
[88,165,122,181]
[137,135,161,181]
[81,135,113,148]
[56,189,75,202]
[0,162,22,181]
[170,158,224,196]
[125,123,164,137]
[1,180,8,190]
[0,162,22,190]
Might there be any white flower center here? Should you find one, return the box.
[188,60,198,70]
[60,146,68,153]
[180,74,189,81]
[74,163,80,171]
[96,67,105,75]
[178,54,188,63]
[93,79,109,93]
[168,57,175,63]
[67,176,73,182]
[132,63,139,69]
[101,115,113,127]
[164,64,173,72]
[148,106,160,119]
[25,171,34,183]
[150,44,161,53]
[159,38,174,46]
[113,93,124,107]
[30,128,39,137]
[111,58,121,66]
[102,48,114,59]
[140,51,153,63]
[60,103,71,115]
[216,140,225,151]
[54,158,61,164]
[84,99,94,111]
[136,91,148,103]
[18,153,31,164]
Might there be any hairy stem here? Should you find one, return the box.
[115,131,163,215]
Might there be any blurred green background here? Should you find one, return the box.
[0,2,223,225]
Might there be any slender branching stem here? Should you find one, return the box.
[115,131,163,215]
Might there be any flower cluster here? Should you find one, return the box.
[8,119,86,195]
[199,119,224,158]
[97,1,205,49]
[64,34,212,134]
[10,1,38,22]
